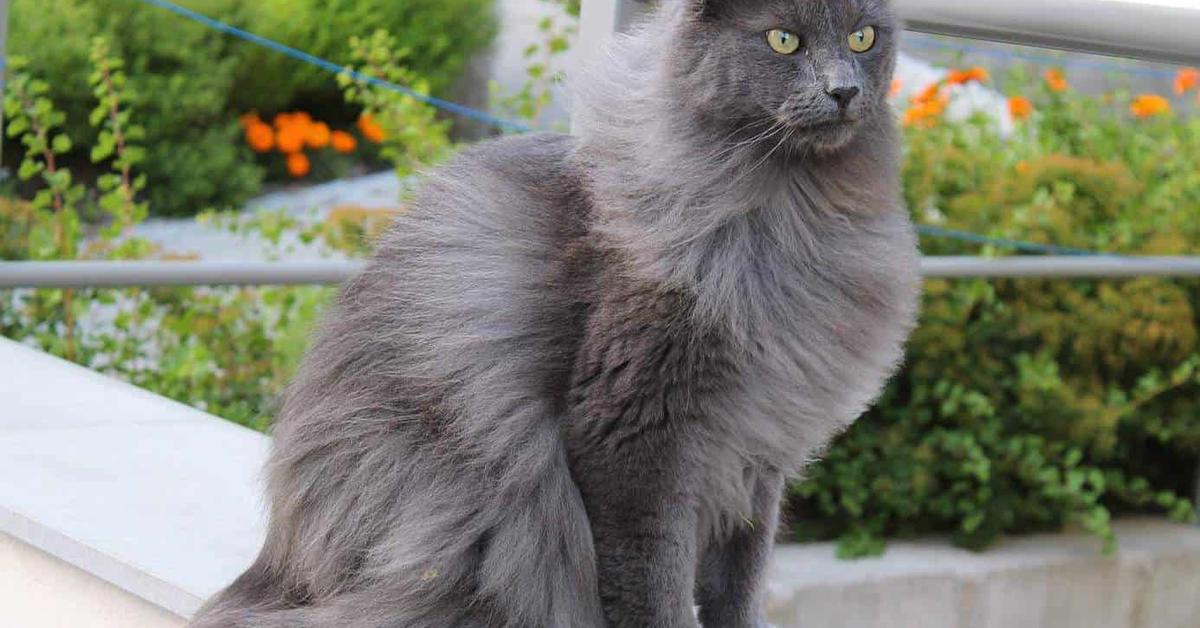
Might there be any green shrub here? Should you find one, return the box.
[338,30,454,179]
[9,0,261,216]
[7,0,497,216]
[790,67,1199,557]
[224,0,498,118]
[0,33,415,428]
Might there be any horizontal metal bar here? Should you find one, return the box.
[921,256,1200,278]
[0,261,364,288]
[897,0,1200,66]
[1,257,1199,289]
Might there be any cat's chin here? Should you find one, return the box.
[789,120,859,156]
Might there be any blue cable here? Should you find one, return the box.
[916,225,1102,256]
[134,0,532,133]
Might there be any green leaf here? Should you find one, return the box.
[17,159,43,181]
[6,116,29,137]
[51,134,72,154]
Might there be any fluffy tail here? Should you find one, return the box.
[190,426,603,628]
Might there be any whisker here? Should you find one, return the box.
[732,125,792,184]
[708,119,783,162]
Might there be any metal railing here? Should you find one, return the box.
[2,257,1200,289]
[0,261,363,289]
[897,0,1200,67]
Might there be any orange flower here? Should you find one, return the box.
[330,130,358,154]
[947,66,990,85]
[902,107,926,127]
[1015,161,1030,174]
[902,94,949,128]
[358,114,386,143]
[902,81,950,128]
[1130,94,1171,118]
[244,122,275,153]
[305,122,332,149]
[1174,68,1200,95]
[889,78,903,98]
[286,152,311,178]
[1044,68,1068,92]
[275,125,305,154]
[914,82,942,104]
[965,66,990,83]
[274,111,313,130]
[1008,96,1034,120]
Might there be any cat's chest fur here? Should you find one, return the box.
[565,169,919,543]
[574,186,917,461]
[704,202,919,467]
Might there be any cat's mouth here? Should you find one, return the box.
[791,114,859,133]
[782,115,862,153]
[769,107,863,151]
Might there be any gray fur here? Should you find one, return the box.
[190,0,919,626]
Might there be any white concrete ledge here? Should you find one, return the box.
[0,337,268,620]
[0,532,185,628]
[766,518,1200,628]
[2,337,1198,627]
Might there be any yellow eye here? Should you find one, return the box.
[849,26,877,53]
[767,29,801,55]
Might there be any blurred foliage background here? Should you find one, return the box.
[792,66,1200,556]
[7,0,496,216]
[0,0,1197,558]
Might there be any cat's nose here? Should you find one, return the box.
[826,86,860,109]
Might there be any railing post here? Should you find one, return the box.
[574,0,641,134]
[577,0,633,64]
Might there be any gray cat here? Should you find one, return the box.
[190,0,919,626]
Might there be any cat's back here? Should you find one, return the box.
[282,132,592,437]
[226,135,608,628]
[384,131,586,266]
[372,131,592,344]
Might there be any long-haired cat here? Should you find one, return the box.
[191,0,919,626]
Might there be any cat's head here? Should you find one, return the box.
[666,0,898,154]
